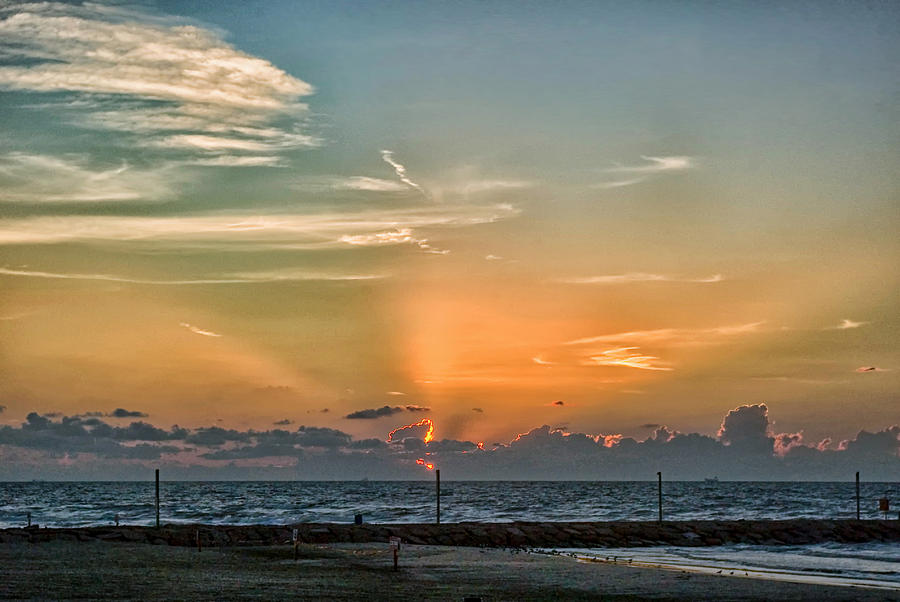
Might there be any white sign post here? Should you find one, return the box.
[389,536,401,571]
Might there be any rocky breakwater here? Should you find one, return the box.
[2,520,899,548]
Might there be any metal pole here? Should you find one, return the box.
[436,469,441,525]
[155,468,160,528]
[657,471,663,523]
[856,472,860,520]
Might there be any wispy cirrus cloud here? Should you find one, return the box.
[584,347,672,371]
[557,272,723,285]
[0,267,385,285]
[380,150,426,195]
[340,228,449,254]
[332,177,410,192]
[460,179,534,194]
[0,153,174,203]
[606,156,694,174]
[594,155,695,189]
[180,322,222,337]
[0,204,519,247]
[535,322,764,372]
[829,319,868,330]
[564,322,764,347]
[0,2,317,163]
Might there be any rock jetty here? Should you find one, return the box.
[2,519,899,548]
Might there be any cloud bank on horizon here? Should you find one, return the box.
[0,404,897,481]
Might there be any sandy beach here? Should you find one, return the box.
[2,540,897,601]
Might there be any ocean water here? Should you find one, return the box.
[1,480,897,528]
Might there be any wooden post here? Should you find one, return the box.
[436,469,441,525]
[389,536,401,571]
[293,528,299,560]
[155,468,160,528]
[196,529,202,552]
[657,472,663,523]
[856,472,860,520]
[27,512,31,527]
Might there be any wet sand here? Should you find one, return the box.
[2,541,897,601]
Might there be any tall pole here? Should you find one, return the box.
[435,469,441,525]
[657,471,663,523]
[856,471,860,520]
[155,468,160,528]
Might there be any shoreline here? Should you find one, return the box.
[2,541,898,600]
[566,550,900,592]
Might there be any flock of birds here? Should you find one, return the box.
[529,548,751,577]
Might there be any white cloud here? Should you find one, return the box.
[830,319,868,330]
[606,156,695,174]
[380,150,426,194]
[340,228,449,254]
[0,204,519,246]
[180,322,222,337]
[332,177,409,192]
[0,2,317,160]
[186,156,284,167]
[460,180,534,194]
[538,322,764,373]
[0,267,385,284]
[594,155,695,188]
[584,347,672,371]
[557,273,723,285]
[591,178,646,189]
[0,153,173,202]
[564,322,764,347]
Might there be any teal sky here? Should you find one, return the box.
[0,1,897,478]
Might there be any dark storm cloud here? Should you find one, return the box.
[273,419,293,426]
[110,408,149,418]
[184,427,252,446]
[344,405,430,419]
[348,438,388,450]
[717,403,774,454]
[2,408,899,480]
[344,405,405,419]
[295,426,352,448]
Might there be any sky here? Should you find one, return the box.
[0,0,898,480]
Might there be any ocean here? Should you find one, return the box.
[3,480,898,590]
[1,480,897,528]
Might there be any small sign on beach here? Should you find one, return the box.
[389,536,402,571]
